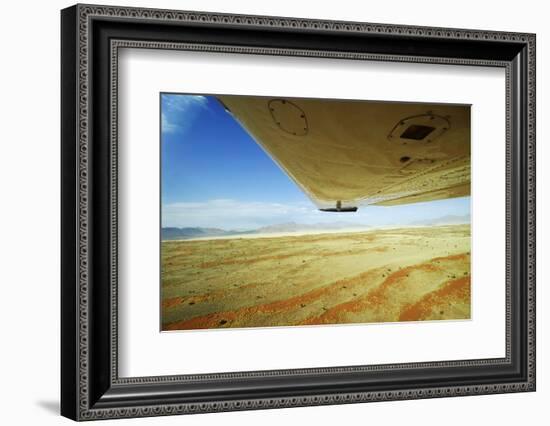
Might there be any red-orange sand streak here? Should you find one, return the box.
[398,276,470,321]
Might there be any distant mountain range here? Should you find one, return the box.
[162,215,470,241]
[161,222,370,240]
[161,227,255,240]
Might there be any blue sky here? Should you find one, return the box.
[161,94,470,230]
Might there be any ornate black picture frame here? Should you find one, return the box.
[61,4,536,421]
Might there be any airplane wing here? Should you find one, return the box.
[216,95,470,211]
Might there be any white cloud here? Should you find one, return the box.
[161,112,177,134]
[161,94,209,135]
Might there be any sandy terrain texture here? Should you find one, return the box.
[161,224,470,331]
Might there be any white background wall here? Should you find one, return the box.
[0,0,546,424]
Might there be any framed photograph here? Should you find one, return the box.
[61,4,536,421]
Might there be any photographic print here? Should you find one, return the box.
[160,94,471,331]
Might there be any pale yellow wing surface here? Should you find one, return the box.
[217,95,470,211]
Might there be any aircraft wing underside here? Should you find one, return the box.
[217,95,471,211]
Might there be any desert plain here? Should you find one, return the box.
[161,224,471,331]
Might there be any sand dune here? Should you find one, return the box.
[161,224,471,331]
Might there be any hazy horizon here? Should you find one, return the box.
[161,209,471,232]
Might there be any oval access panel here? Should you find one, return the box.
[268,99,308,136]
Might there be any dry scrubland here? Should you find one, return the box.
[161,224,471,330]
